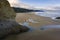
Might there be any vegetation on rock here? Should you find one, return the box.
[12,7,34,13]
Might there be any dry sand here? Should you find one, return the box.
[4,12,60,40]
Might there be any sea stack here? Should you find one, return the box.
[0,0,29,38]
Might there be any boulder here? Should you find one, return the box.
[56,17,60,19]
[0,0,29,39]
[0,20,29,38]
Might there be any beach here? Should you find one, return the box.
[4,12,60,40]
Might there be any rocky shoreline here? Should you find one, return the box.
[0,0,29,39]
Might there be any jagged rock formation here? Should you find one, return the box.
[0,0,29,39]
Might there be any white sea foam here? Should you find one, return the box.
[35,11,60,20]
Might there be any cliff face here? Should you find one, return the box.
[0,0,16,20]
[0,0,29,39]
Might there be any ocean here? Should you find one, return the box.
[35,11,60,19]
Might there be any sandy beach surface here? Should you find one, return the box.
[16,13,60,27]
[4,12,60,40]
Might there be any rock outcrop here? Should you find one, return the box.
[56,17,60,19]
[0,0,29,39]
[0,0,16,20]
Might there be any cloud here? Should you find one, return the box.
[7,0,34,9]
[7,0,19,7]
[7,0,60,10]
[7,0,19,4]
[35,5,60,10]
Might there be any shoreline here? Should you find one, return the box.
[16,13,60,27]
[4,12,60,40]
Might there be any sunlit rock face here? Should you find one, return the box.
[0,0,16,20]
[0,0,29,39]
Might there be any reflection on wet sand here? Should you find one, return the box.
[40,25,60,30]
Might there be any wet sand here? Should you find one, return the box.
[4,12,60,40]
[4,29,60,40]
[16,13,60,27]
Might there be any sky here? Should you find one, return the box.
[7,0,35,9]
[7,0,60,9]
[20,0,60,7]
